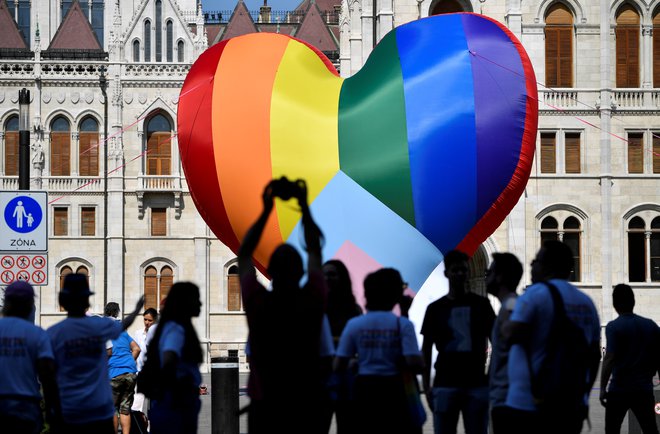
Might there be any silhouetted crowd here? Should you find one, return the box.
[1,178,659,434]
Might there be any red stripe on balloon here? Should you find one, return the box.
[457,17,538,255]
[178,39,241,253]
[213,34,291,270]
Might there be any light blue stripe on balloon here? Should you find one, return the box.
[396,15,478,254]
[286,171,443,291]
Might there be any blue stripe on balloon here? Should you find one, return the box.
[396,14,478,254]
[286,171,443,292]
[462,14,527,218]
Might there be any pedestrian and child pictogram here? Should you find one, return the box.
[0,192,48,251]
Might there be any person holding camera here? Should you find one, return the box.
[238,177,328,434]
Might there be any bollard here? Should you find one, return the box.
[211,356,239,434]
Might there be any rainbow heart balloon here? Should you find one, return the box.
[178,13,537,291]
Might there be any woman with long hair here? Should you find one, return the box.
[146,282,203,434]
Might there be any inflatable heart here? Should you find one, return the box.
[178,13,537,291]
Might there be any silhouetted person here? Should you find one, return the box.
[146,282,203,434]
[485,253,523,434]
[238,177,327,434]
[421,250,495,434]
[47,274,143,434]
[0,281,61,434]
[600,284,660,434]
[104,302,141,434]
[505,240,600,434]
[322,259,362,434]
[335,268,424,434]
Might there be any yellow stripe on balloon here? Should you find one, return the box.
[270,39,344,240]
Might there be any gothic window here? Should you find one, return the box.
[144,20,152,62]
[145,114,172,175]
[653,132,660,173]
[616,5,640,88]
[7,0,30,46]
[156,1,163,62]
[545,4,573,87]
[144,264,173,310]
[430,0,465,15]
[53,207,68,236]
[79,117,99,176]
[654,12,660,87]
[58,265,73,312]
[540,132,556,173]
[627,132,644,173]
[133,40,140,62]
[50,116,71,176]
[166,20,173,62]
[177,40,184,62]
[227,264,241,311]
[565,132,581,173]
[628,215,660,282]
[81,207,95,236]
[4,115,18,176]
[539,214,582,281]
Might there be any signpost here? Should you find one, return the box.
[0,191,48,286]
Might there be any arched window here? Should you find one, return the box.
[144,265,173,310]
[616,5,640,88]
[146,114,172,175]
[166,20,173,62]
[539,215,581,281]
[59,265,73,311]
[79,117,99,176]
[155,1,163,62]
[654,12,660,87]
[133,40,140,62]
[563,217,581,281]
[4,115,19,176]
[430,0,464,15]
[144,20,151,62]
[51,116,71,176]
[177,40,184,62]
[8,0,30,46]
[91,0,104,46]
[545,4,573,87]
[629,216,660,282]
[227,264,241,311]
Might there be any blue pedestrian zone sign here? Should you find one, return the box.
[0,192,48,251]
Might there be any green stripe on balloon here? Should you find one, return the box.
[338,31,415,226]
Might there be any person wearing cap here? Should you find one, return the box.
[0,280,61,434]
[47,273,144,434]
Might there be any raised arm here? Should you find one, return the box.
[295,180,323,274]
[238,182,275,279]
[122,296,145,330]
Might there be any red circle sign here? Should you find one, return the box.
[654,402,660,415]
[1,270,14,284]
[16,256,30,269]
[1,256,15,269]
[32,256,46,269]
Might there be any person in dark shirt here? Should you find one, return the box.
[600,284,660,434]
[421,250,495,434]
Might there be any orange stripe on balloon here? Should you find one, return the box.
[213,34,290,267]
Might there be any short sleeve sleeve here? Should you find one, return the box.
[161,323,185,357]
[510,288,537,324]
[401,318,420,356]
[605,322,616,353]
[336,320,357,358]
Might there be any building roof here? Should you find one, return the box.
[294,3,338,52]
[294,0,341,14]
[220,0,258,41]
[48,0,102,50]
[0,1,28,49]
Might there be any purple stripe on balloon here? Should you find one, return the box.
[462,14,528,218]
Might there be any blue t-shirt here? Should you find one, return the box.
[506,280,600,411]
[108,330,137,379]
[158,322,202,389]
[606,313,660,392]
[0,317,54,399]
[337,311,420,376]
[47,316,123,423]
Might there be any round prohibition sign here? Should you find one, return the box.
[1,270,14,284]
[32,270,46,285]
[655,402,660,415]
[1,256,15,269]
[32,256,46,269]
[16,256,30,269]
[16,270,30,281]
